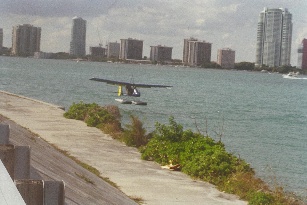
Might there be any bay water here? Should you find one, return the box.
[1,56,307,198]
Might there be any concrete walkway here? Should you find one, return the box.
[0,91,247,205]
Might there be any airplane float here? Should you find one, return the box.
[90,77,172,105]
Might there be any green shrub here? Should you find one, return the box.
[182,146,236,184]
[64,102,90,120]
[249,191,275,205]
[64,102,116,127]
[84,105,114,127]
[141,117,251,185]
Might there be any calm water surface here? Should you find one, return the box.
[1,56,307,197]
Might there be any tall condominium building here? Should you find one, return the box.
[297,39,307,70]
[70,17,86,57]
[119,38,143,60]
[90,46,106,57]
[217,48,235,69]
[182,38,212,66]
[150,45,173,62]
[107,42,120,58]
[182,37,197,64]
[255,8,292,67]
[11,24,41,56]
[0,28,3,52]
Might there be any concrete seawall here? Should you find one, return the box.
[0,124,66,205]
[0,113,136,204]
[0,91,247,205]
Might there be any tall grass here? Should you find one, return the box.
[122,115,148,147]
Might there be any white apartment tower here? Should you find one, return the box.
[255,8,292,67]
[11,24,41,56]
[70,17,86,57]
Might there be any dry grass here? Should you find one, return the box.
[104,105,121,120]
[129,196,145,204]
[122,115,148,148]
[75,172,94,184]
[99,121,123,139]
[219,171,305,205]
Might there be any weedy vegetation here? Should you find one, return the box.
[64,102,304,205]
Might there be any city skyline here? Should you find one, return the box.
[1,1,307,65]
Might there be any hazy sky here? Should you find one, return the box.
[1,0,307,65]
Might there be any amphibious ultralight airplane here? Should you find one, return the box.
[90,77,172,105]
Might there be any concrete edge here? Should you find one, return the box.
[0,90,65,111]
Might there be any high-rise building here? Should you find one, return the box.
[255,8,292,67]
[70,17,86,57]
[107,42,120,58]
[150,45,172,63]
[90,46,106,57]
[182,38,212,66]
[217,48,235,69]
[11,24,41,56]
[0,28,3,53]
[297,39,307,70]
[119,38,143,60]
[183,37,198,64]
